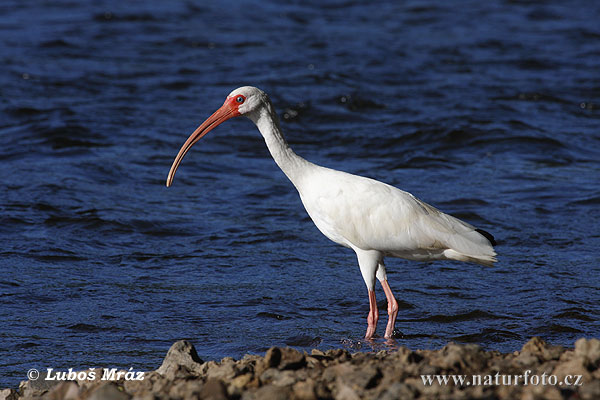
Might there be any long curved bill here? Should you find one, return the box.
[166,101,239,187]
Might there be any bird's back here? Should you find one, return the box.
[295,164,497,266]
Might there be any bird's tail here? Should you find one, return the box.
[443,249,497,267]
[439,227,498,267]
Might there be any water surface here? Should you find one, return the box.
[1,0,599,388]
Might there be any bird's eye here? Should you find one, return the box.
[236,95,245,103]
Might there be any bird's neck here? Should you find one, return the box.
[248,101,308,186]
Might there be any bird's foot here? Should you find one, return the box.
[365,289,378,339]
[384,322,396,339]
[380,280,399,339]
[384,329,393,339]
[365,325,376,340]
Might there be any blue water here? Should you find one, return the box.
[1,0,599,388]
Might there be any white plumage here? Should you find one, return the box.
[167,86,497,339]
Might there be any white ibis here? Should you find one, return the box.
[166,86,497,339]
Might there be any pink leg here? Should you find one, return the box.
[365,289,379,339]
[380,279,399,338]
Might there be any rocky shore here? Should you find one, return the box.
[2,337,599,400]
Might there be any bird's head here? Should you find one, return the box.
[166,86,267,187]
[228,86,269,116]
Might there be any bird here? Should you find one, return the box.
[166,86,497,339]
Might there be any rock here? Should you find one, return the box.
[260,368,298,387]
[0,389,18,400]
[122,370,161,397]
[496,384,519,400]
[3,337,600,400]
[579,380,600,400]
[520,336,564,362]
[521,384,562,400]
[150,372,171,396]
[575,338,600,369]
[553,357,592,384]
[44,381,80,400]
[165,379,203,399]
[429,342,487,372]
[396,346,423,364]
[348,364,381,389]
[264,347,282,368]
[134,394,160,400]
[327,362,381,391]
[18,369,61,399]
[199,378,227,400]
[308,349,332,367]
[292,379,317,400]
[514,350,539,367]
[417,363,440,376]
[334,382,360,400]
[264,347,306,370]
[349,352,371,363]
[521,336,548,355]
[377,383,417,400]
[322,363,354,384]
[228,373,254,397]
[238,355,261,374]
[254,347,280,376]
[314,380,332,400]
[206,358,238,381]
[156,340,204,379]
[306,355,325,369]
[242,384,291,400]
[322,361,381,398]
[279,347,306,370]
[325,349,351,363]
[87,382,130,400]
[256,347,306,377]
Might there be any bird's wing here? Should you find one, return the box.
[406,197,495,258]
[298,167,495,261]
